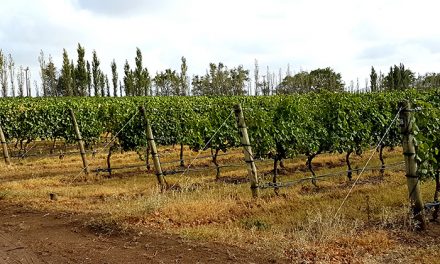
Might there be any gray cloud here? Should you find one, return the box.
[75,0,170,16]
[358,44,397,60]
[408,39,440,54]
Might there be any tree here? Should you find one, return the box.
[123,60,134,96]
[8,54,15,97]
[154,69,179,96]
[0,50,8,97]
[180,56,189,96]
[86,61,92,96]
[111,59,118,97]
[254,59,260,95]
[105,75,110,97]
[60,49,73,96]
[25,67,31,97]
[309,67,344,92]
[277,71,311,94]
[142,67,152,96]
[384,63,414,90]
[17,66,24,97]
[230,65,249,95]
[38,50,48,97]
[92,50,100,96]
[191,62,249,96]
[45,56,57,96]
[99,71,105,97]
[370,66,378,92]
[133,48,148,96]
[70,60,76,96]
[75,43,88,96]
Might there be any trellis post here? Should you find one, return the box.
[0,124,10,165]
[234,104,259,198]
[69,109,90,175]
[139,106,166,191]
[399,100,425,229]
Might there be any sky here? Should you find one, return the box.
[1,0,440,94]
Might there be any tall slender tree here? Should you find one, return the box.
[76,43,87,96]
[60,49,72,96]
[123,60,134,96]
[370,66,378,92]
[38,50,48,97]
[16,66,24,97]
[86,61,91,96]
[111,59,118,97]
[254,59,260,95]
[105,75,110,97]
[70,60,76,96]
[134,48,147,95]
[142,67,151,96]
[45,56,57,96]
[0,50,8,97]
[92,50,100,96]
[99,70,105,96]
[8,54,15,97]
[180,56,189,96]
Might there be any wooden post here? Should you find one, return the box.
[139,106,166,190]
[399,100,425,229]
[69,109,90,175]
[0,124,11,165]
[234,104,259,198]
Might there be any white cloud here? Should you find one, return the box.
[1,0,440,94]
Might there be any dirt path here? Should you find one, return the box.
[0,202,280,264]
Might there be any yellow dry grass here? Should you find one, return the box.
[1,143,439,263]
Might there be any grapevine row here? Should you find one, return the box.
[0,90,439,181]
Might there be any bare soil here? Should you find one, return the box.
[0,202,280,264]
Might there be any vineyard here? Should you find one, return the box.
[1,89,440,262]
[1,90,439,181]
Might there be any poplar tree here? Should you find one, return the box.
[254,59,260,95]
[180,56,189,96]
[134,48,144,95]
[45,56,57,96]
[17,66,24,97]
[76,43,88,96]
[0,50,8,97]
[370,66,378,92]
[60,49,72,96]
[111,59,118,97]
[92,50,100,96]
[99,71,105,96]
[70,60,76,96]
[8,54,15,97]
[86,61,91,96]
[123,60,134,96]
[105,75,110,97]
[38,50,48,97]
[142,67,152,96]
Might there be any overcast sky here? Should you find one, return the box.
[1,0,440,93]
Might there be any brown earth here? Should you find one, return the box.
[0,202,280,264]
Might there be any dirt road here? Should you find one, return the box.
[0,202,279,264]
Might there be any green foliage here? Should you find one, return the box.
[383,63,414,91]
[75,43,88,96]
[92,50,101,96]
[277,67,344,94]
[370,67,378,92]
[414,89,440,179]
[0,89,439,182]
[192,63,249,96]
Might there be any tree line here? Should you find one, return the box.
[0,44,439,97]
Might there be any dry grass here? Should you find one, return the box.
[1,143,440,262]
